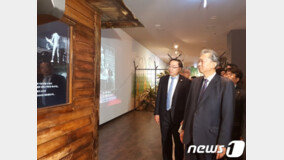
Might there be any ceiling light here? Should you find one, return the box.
[203,0,207,8]
[174,44,179,49]
[155,24,161,27]
[194,63,198,68]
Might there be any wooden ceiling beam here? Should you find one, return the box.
[86,0,143,28]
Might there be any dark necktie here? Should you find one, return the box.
[198,78,208,102]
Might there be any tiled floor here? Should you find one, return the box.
[99,111,163,160]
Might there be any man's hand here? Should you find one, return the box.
[216,145,226,159]
[154,115,160,125]
[179,130,184,143]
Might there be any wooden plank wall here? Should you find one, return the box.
[37,0,100,159]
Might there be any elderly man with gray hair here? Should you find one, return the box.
[180,49,235,160]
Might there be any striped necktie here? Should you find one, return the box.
[198,78,208,102]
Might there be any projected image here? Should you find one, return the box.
[100,44,117,104]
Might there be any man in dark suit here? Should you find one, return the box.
[225,67,246,141]
[180,49,235,160]
[225,67,246,160]
[154,59,191,160]
[37,61,67,108]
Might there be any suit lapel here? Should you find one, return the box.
[197,74,219,105]
[195,77,204,105]
[163,75,170,97]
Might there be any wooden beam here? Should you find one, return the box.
[87,0,144,28]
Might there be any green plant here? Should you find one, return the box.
[136,86,157,112]
[157,70,169,79]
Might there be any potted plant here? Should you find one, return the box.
[136,86,157,112]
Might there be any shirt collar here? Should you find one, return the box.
[205,72,216,83]
[170,74,179,80]
[43,75,52,78]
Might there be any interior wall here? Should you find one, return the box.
[227,29,246,75]
[100,28,167,125]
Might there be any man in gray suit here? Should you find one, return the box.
[180,49,235,160]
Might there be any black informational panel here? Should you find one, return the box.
[37,21,70,108]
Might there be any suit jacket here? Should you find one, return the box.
[233,86,246,139]
[37,74,67,108]
[182,74,235,146]
[154,75,191,124]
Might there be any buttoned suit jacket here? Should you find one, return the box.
[182,74,235,146]
[154,75,191,124]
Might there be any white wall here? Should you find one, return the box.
[100,28,166,125]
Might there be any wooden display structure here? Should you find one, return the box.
[37,0,101,159]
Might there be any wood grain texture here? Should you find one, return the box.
[74,97,95,107]
[65,0,94,29]
[38,116,91,145]
[38,104,75,120]
[74,152,92,160]
[39,133,93,160]
[75,52,94,63]
[74,70,94,80]
[73,80,94,90]
[92,12,101,159]
[74,42,95,63]
[38,134,68,159]
[38,123,94,159]
[74,41,95,54]
[66,0,94,20]
[74,60,94,72]
[73,88,94,98]
[38,107,93,131]
[73,27,95,45]
[60,154,73,160]
[71,143,93,160]
[37,0,100,159]
[87,0,143,28]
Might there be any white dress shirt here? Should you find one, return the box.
[167,74,179,107]
[203,72,216,86]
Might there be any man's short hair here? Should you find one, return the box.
[226,63,238,69]
[39,61,52,69]
[200,49,219,65]
[169,58,183,68]
[227,67,243,81]
[216,67,226,75]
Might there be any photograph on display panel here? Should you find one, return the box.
[37,20,70,108]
